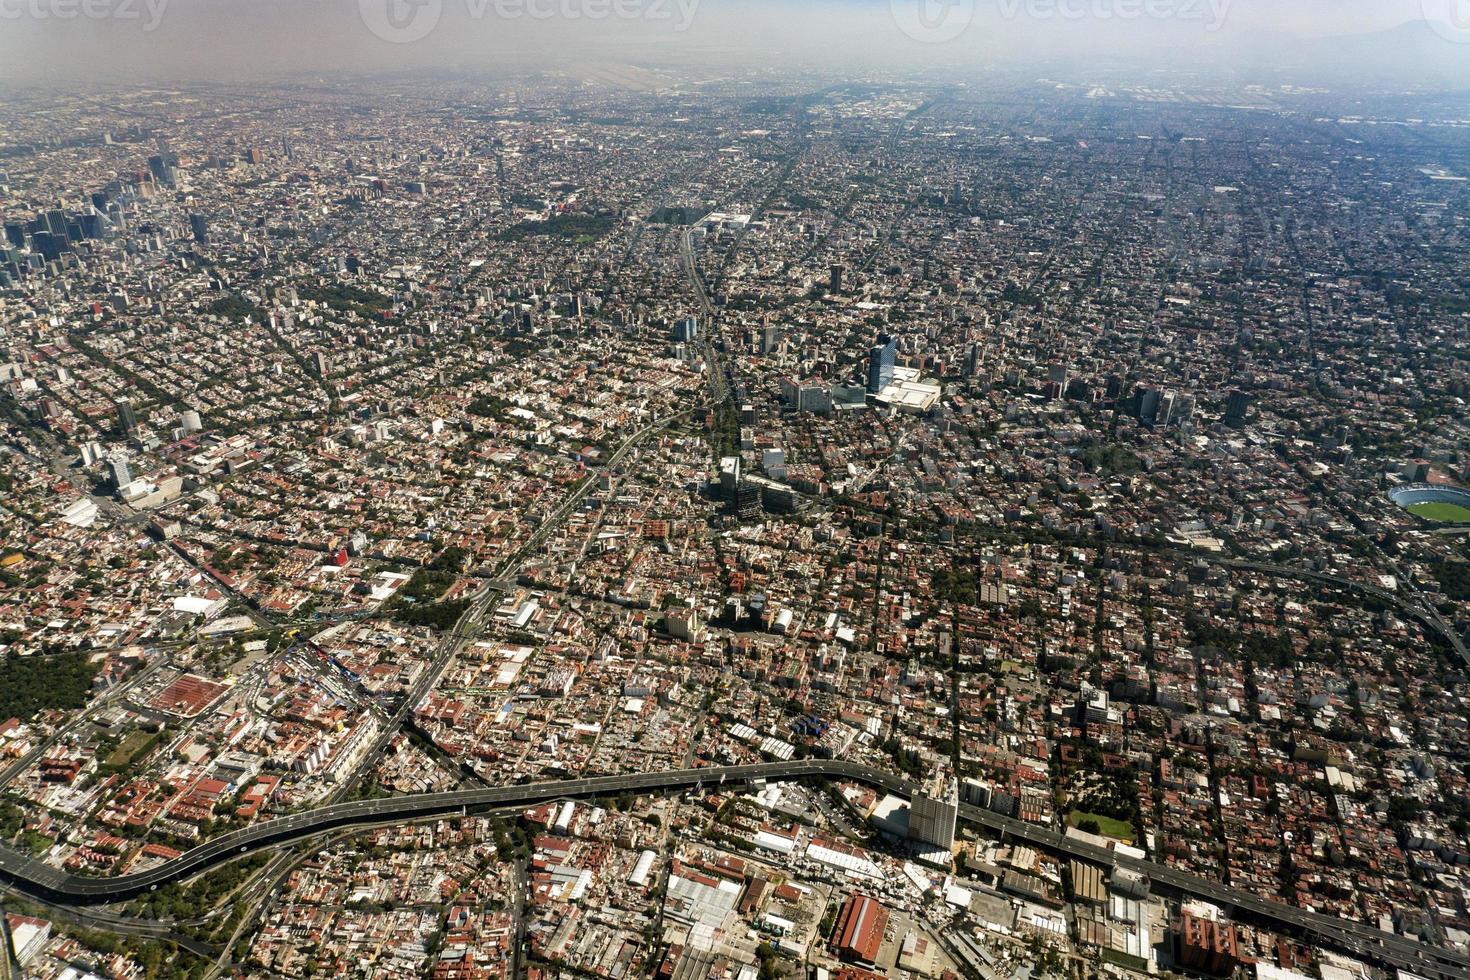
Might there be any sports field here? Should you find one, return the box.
[1407,501,1470,524]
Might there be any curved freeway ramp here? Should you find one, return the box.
[2,761,1467,979]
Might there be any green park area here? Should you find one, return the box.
[1067,810,1135,842]
[0,651,100,723]
[104,729,162,770]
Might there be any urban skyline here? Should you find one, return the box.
[1,15,1469,980]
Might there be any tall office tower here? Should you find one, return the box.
[830,263,844,294]
[189,212,210,245]
[148,153,180,187]
[718,456,741,499]
[965,343,981,378]
[1225,389,1252,427]
[761,323,780,354]
[108,456,133,490]
[1157,389,1178,427]
[313,351,329,376]
[1135,385,1161,425]
[867,333,897,394]
[116,397,137,433]
[1173,392,1196,426]
[908,775,959,850]
[31,232,65,262]
[673,316,699,343]
[734,482,763,520]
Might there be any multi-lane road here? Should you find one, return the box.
[680,224,729,409]
[2,760,1467,978]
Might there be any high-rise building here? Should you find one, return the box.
[31,232,65,262]
[189,212,210,245]
[734,482,762,520]
[907,776,959,850]
[960,777,992,808]
[673,316,699,342]
[666,607,701,641]
[116,397,137,433]
[1135,386,1161,425]
[829,263,844,294]
[718,456,741,498]
[1225,389,1251,427]
[1157,389,1177,427]
[1176,911,1240,975]
[761,323,780,354]
[108,456,133,490]
[867,333,897,394]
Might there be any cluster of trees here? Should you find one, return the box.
[298,282,392,319]
[56,928,209,980]
[395,597,470,631]
[933,566,980,604]
[0,650,100,722]
[207,294,260,321]
[386,547,476,631]
[497,212,615,243]
[467,394,513,420]
[1186,614,1296,668]
[1077,440,1143,477]
[428,545,471,573]
[130,853,272,922]
[1431,559,1470,602]
[1067,776,1139,829]
[0,797,23,839]
[398,568,456,604]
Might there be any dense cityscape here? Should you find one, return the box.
[0,45,1469,980]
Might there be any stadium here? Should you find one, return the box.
[1388,484,1470,525]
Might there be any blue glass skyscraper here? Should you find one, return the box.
[867,333,896,393]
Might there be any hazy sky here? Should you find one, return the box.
[0,0,1463,86]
